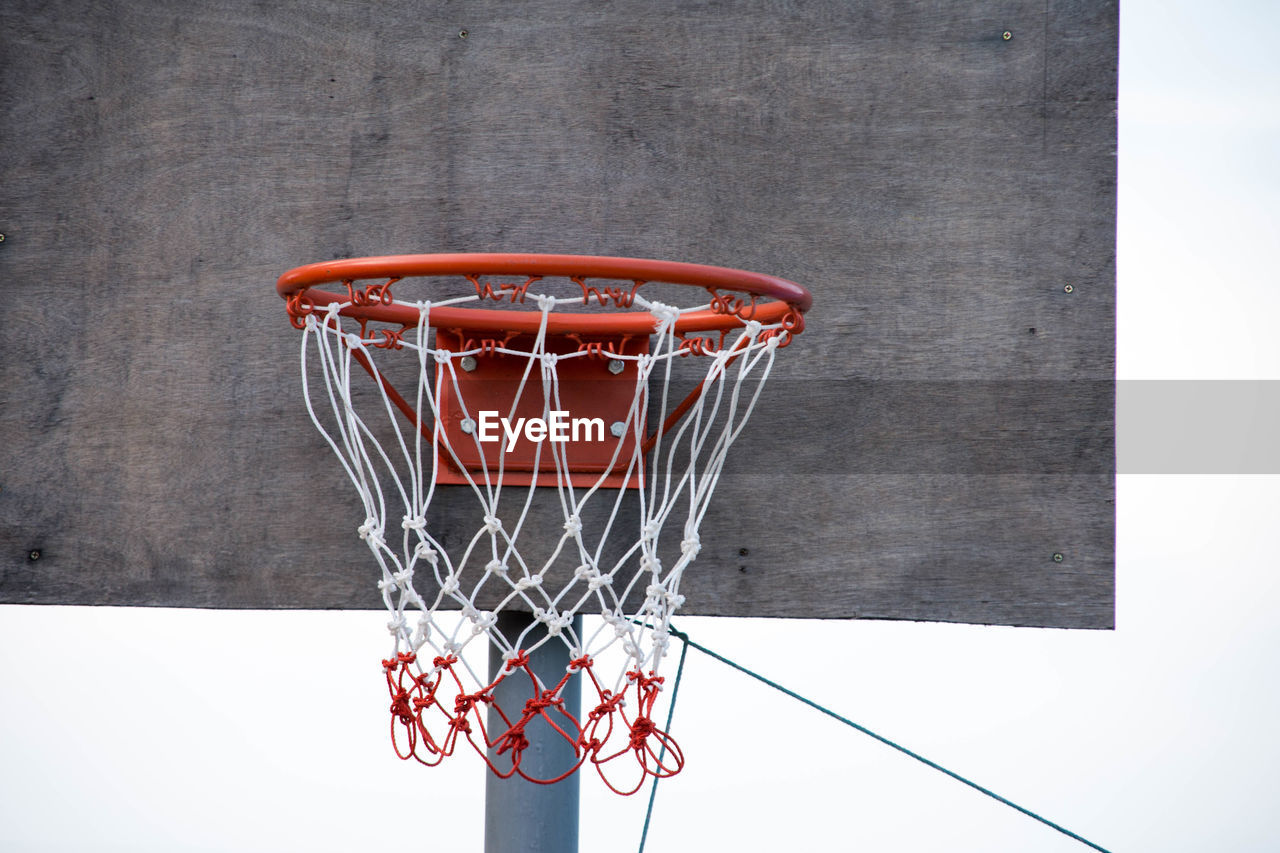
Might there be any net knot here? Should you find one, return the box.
[513,575,543,591]
[496,729,530,756]
[440,575,461,595]
[454,691,488,715]
[640,554,662,574]
[589,691,625,720]
[504,650,531,670]
[541,352,559,369]
[389,689,415,724]
[629,670,665,691]
[628,716,658,749]
[345,332,364,349]
[402,515,426,531]
[648,301,679,328]
[563,515,583,536]
[642,520,660,539]
[645,584,684,610]
[386,616,407,634]
[483,515,503,534]
[523,691,560,716]
[357,518,382,543]
[587,572,613,591]
[744,319,763,338]
[680,535,701,557]
[535,293,556,313]
[485,559,509,575]
[568,654,593,671]
[414,541,437,563]
[467,610,497,633]
[393,567,414,586]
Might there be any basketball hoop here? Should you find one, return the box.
[277,253,810,794]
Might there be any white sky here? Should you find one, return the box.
[4,1,1279,850]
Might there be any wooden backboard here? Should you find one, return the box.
[0,0,1115,628]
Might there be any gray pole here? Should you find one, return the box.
[484,611,582,853]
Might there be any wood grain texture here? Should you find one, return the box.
[0,0,1115,627]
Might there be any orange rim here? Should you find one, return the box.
[276,253,811,336]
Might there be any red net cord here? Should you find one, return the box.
[381,651,684,794]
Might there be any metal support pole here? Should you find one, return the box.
[484,611,581,853]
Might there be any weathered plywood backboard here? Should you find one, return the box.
[0,0,1115,628]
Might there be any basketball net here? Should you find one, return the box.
[288,266,800,794]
